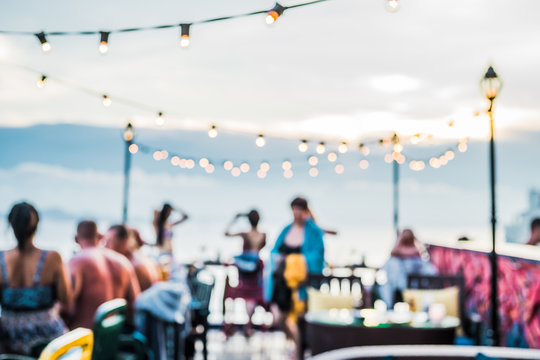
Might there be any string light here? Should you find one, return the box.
[429,157,441,168]
[179,159,187,168]
[309,167,319,177]
[128,144,139,154]
[208,125,218,138]
[199,158,210,168]
[298,140,308,153]
[282,160,292,171]
[283,169,293,179]
[186,159,195,169]
[223,160,234,171]
[359,160,369,170]
[102,95,112,107]
[99,31,110,54]
[393,143,403,153]
[386,0,400,12]
[458,142,468,152]
[153,151,162,161]
[327,152,338,162]
[335,164,345,174]
[266,3,286,24]
[35,32,51,52]
[316,142,326,154]
[445,150,455,160]
[205,164,215,174]
[338,141,348,154]
[384,154,393,163]
[257,169,267,179]
[180,24,191,48]
[397,154,406,164]
[260,162,270,172]
[36,75,47,88]
[308,156,318,166]
[160,150,169,159]
[255,134,266,147]
[439,156,448,165]
[240,162,250,173]
[155,112,164,126]
[171,156,181,166]
[231,167,241,177]
[359,144,370,156]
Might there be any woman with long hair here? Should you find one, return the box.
[152,203,189,255]
[0,202,72,355]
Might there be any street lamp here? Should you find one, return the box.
[122,122,134,224]
[480,65,502,346]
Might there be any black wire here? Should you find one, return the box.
[0,0,332,36]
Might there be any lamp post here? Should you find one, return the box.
[122,122,134,224]
[480,65,502,346]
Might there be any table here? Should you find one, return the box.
[305,309,460,356]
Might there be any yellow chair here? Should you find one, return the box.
[38,328,94,360]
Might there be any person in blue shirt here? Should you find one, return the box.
[265,197,324,359]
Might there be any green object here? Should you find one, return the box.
[92,299,127,360]
[0,356,37,360]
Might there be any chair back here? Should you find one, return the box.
[92,298,127,360]
[407,274,465,319]
[308,272,363,296]
[38,328,94,360]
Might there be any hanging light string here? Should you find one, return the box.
[0,0,339,52]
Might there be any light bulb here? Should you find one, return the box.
[429,158,441,168]
[36,75,47,88]
[224,161,233,171]
[359,160,369,170]
[36,32,51,52]
[386,0,400,12]
[283,169,293,179]
[231,167,241,177]
[338,141,348,154]
[445,150,455,160]
[309,168,319,177]
[240,162,250,173]
[205,164,215,174]
[99,32,110,54]
[458,143,467,152]
[282,160,292,171]
[308,156,318,166]
[266,4,285,24]
[335,164,345,174]
[260,162,270,172]
[180,24,191,48]
[316,142,326,154]
[153,151,162,161]
[186,159,195,169]
[102,95,112,107]
[208,125,218,138]
[171,156,180,166]
[393,143,403,153]
[384,154,393,163]
[298,140,308,153]
[199,158,209,168]
[128,144,139,154]
[327,152,338,162]
[160,150,169,159]
[359,144,370,156]
[155,112,164,126]
[257,170,267,179]
[256,134,266,147]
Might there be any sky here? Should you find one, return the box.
[1,0,539,265]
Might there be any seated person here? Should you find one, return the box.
[379,228,437,307]
[105,225,160,292]
[65,221,140,329]
[526,218,540,246]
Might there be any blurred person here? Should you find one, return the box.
[127,227,161,291]
[153,203,189,255]
[0,202,71,355]
[526,218,540,246]
[65,221,141,329]
[265,197,325,359]
[307,207,338,236]
[379,228,438,307]
[224,209,266,336]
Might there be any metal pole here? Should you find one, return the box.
[122,138,132,224]
[488,100,499,346]
[393,159,399,237]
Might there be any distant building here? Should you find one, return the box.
[506,189,540,244]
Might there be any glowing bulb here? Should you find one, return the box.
[335,164,345,174]
[37,75,47,88]
[283,169,293,179]
[256,134,266,147]
[179,159,187,168]
[360,145,370,156]
[429,158,441,168]
[397,154,406,164]
[99,31,109,54]
[155,112,164,126]
[260,162,270,172]
[308,156,318,166]
[224,160,233,171]
[418,161,425,170]
[359,160,369,170]
[439,156,448,165]
[153,151,162,161]
[392,151,401,161]
[338,142,348,154]
[282,160,292,171]
[186,159,195,169]
[309,167,319,177]
[410,161,418,171]
[445,150,455,160]
[257,170,267,179]
[171,156,180,166]
[128,144,139,154]
[393,143,403,153]
[205,164,215,174]
[298,140,308,153]
[458,143,468,152]
[327,152,338,162]
[199,158,209,168]
[36,32,51,52]
[180,24,191,48]
[386,0,400,12]
[102,95,112,107]
[160,150,169,159]
[316,142,326,154]
[384,154,393,163]
[231,167,241,177]
[208,125,218,138]
[266,4,285,24]
[240,162,250,173]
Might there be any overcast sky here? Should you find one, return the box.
[1,0,539,264]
